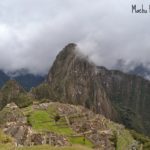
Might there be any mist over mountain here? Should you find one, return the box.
[129,65,150,80]
[1,61,150,92]
[113,59,150,80]
[0,0,150,75]
[0,69,45,90]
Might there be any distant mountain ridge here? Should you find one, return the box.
[129,64,150,80]
[114,59,150,80]
[0,70,9,88]
[0,70,45,90]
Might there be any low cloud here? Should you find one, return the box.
[0,0,150,75]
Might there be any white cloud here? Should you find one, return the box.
[0,0,150,74]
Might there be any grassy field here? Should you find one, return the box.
[28,109,93,148]
[28,110,74,135]
[69,136,93,147]
[18,145,92,150]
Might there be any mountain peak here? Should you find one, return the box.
[55,43,77,62]
[47,44,116,119]
[64,43,77,50]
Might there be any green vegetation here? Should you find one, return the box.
[144,142,150,150]
[0,80,33,109]
[130,130,150,150]
[22,105,33,116]
[115,104,144,134]
[0,104,93,149]
[18,145,92,150]
[15,94,33,108]
[0,130,12,143]
[28,107,93,148]
[28,110,74,135]
[1,80,25,99]
[108,75,150,136]
[108,122,135,150]
[116,129,134,150]
[31,83,52,100]
[69,137,93,148]
[0,143,15,150]
[0,130,15,150]
[0,107,24,125]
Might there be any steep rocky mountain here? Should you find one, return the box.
[47,43,116,120]
[97,67,150,135]
[39,43,150,136]
[0,70,45,90]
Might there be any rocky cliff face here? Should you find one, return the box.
[97,67,150,135]
[47,43,116,120]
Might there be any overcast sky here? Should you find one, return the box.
[0,0,150,75]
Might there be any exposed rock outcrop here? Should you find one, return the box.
[4,123,69,146]
[47,43,116,120]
